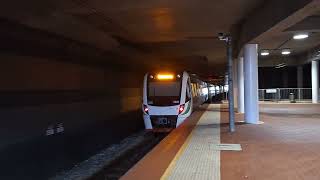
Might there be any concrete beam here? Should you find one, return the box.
[307,45,320,62]
[291,45,320,65]
[237,0,320,52]
[0,17,154,72]
[258,55,300,67]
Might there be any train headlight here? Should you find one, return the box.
[143,105,149,114]
[178,104,185,114]
[157,74,174,80]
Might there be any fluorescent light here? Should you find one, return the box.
[275,65,286,69]
[281,49,291,55]
[276,63,286,66]
[293,33,309,40]
[260,50,270,56]
[275,63,286,69]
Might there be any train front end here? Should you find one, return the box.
[142,72,190,132]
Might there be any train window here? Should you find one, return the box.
[186,79,191,102]
[196,83,200,95]
[191,83,196,97]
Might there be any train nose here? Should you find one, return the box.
[150,115,178,129]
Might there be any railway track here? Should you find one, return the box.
[52,131,167,180]
[91,133,166,180]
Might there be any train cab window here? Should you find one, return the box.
[148,80,181,106]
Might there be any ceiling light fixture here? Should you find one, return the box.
[281,49,291,55]
[293,33,309,40]
[260,50,270,56]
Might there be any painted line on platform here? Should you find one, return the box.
[213,144,242,151]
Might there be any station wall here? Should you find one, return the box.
[258,64,311,89]
[0,54,144,179]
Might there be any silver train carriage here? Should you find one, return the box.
[142,71,212,132]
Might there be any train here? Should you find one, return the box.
[142,71,214,132]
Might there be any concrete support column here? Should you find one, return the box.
[221,85,224,95]
[237,57,245,113]
[312,61,319,103]
[297,66,303,100]
[244,44,259,124]
[297,66,303,88]
[283,69,288,88]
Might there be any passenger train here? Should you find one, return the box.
[142,71,212,132]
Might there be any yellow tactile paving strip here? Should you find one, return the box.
[121,105,208,180]
[161,104,221,180]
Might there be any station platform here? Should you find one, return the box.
[121,103,320,180]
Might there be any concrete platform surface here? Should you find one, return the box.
[221,103,320,180]
[121,103,320,180]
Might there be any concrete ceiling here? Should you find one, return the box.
[0,0,264,75]
[254,1,320,66]
[1,0,319,79]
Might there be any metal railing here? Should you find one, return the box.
[259,88,313,101]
